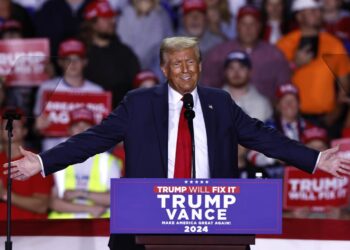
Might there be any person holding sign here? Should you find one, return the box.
[49,107,121,219]
[4,37,350,250]
[33,38,104,151]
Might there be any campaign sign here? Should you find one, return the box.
[111,179,282,234]
[283,167,349,209]
[41,91,112,137]
[0,38,50,86]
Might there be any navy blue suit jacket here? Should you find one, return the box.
[40,83,319,177]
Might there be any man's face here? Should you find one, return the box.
[93,16,116,36]
[237,15,261,45]
[277,94,299,121]
[224,61,250,88]
[161,48,201,95]
[59,55,87,78]
[297,8,322,29]
[183,10,206,37]
[266,0,283,19]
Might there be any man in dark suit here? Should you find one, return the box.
[4,37,350,249]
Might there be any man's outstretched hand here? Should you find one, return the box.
[317,146,350,178]
[3,146,42,180]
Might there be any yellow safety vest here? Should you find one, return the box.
[49,153,115,219]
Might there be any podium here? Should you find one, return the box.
[111,179,282,249]
[135,235,255,250]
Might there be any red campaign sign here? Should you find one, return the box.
[283,167,349,209]
[0,38,50,87]
[41,91,112,137]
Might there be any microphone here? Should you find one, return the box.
[183,93,195,120]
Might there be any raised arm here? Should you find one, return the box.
[4,94,130,179]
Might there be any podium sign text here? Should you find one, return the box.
[111,179,282,234]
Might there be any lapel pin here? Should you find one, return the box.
[208,105,213,110]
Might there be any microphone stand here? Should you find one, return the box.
[184,109,196,179]
[3,109,22,250]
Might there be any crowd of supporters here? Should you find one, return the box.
[0,0,350,220]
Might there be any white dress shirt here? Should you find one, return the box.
[167,86,209,178]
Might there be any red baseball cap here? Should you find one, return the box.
[84,0,116,20]
[237,5,261,22]
[302,126,328,145]
[182,0,207,15]
[275,84,299,100]
[58,39,86,58]
[69,107,95,126]
[133,70,159,88]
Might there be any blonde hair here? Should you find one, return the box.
[159,36,201,65]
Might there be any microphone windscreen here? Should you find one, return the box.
[183,93,193,110]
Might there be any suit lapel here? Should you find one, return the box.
[198,86,216,177]
[152,83,169,176]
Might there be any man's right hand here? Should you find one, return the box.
[2,147,42,180]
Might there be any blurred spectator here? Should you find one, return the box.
[34,0,92,58]
[117,0,173,69]
[205,0,236,40]
[80,0,140,107]
[1,19,35,118]
[0,0,35,37]
[222,51,272,121]
[202,5,291,100]
[276,0,350,126]
[0,19,23,39]
[247,84,315,178]
[34,38,103,151]
[0,109,53,220]
[261,0,290,44]
[303,126,329,151]
[133,70,159,88]
[49,107,120,219]
[177,0,223,55]
[322,0,350,53]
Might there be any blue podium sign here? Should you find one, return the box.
[110,179,282,234]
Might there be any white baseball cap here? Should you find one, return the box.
[292,0,321,12]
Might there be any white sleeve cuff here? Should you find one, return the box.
[313,152,322,174]
[36,155,46,177]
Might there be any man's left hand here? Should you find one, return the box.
[316,146,350,177]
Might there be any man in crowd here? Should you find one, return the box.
[177,0,224,55]
[277,0,350,127]
[202,5,291,100]
[4,37,350,250]
[81,0,140,107]
[222,51,272,122]
[49,107,121,219]
[0,109,53,220]
[34,38,103,151]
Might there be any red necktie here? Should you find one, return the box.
[174,104,192,178]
